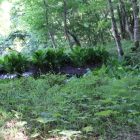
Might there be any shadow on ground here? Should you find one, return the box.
[0,63,101,79]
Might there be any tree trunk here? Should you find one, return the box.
[117,6,126,39]
[63,0,72,49]
[121,8,126,38]
[108,0,124,56]
[43,0,57,49]
[48,28,57,49]
[131,0,139,49]
[119,0,134,40]
[67,31,81,46]
[139,0,140,16]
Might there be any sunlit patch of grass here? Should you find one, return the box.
[0,110,28,140]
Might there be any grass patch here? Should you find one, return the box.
[104,40,133,57]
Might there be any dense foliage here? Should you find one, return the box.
[0,0,139,54]
[0,52,29,73]
[0,46,108,73]
[0,0,140,139]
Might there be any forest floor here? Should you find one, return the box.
[35,63,102,77]
[0,63,102,79]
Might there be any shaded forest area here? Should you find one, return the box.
[0,0,140,140]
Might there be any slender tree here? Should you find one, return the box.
[43,0,57,49]
[139,0,140,16]
[131,0,139,49]
[119,0,134,40]
[108,0,124,56]
[63,0,72,49]
[117,5,126,39]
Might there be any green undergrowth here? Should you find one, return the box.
[104,40,140,68]
[0,46,109,73]
[104,40,133,57]
[0,69,140,140]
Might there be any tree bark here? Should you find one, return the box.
[43,0,57,49]
[119,0,134,40]
[108,0,124,56]
[131,0,139,49]
[139,0,140,16]
[117,6,126,39]
[63,0,72,49]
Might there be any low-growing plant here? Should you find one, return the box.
[106,56,140,79]
[55,48,70,66]
[0,71,140,139]
[45,48,70,69]
[69,46,109,67]
[107,56,129,67]
[0,47,109,73]
[39,73,67,87]
[0,110,28,140]
[0,63,4,72]
[126,49,140,67]
[70,46,87,67]
[32,49,48,69]
[0,52,29,74]
[85,46,109,64]
[93,46,109,63]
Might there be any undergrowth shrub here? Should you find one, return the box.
[70,46,87,66]
[39,73,67,87]
[32,49,48,69]
[0,47,109,74]
[89,46,109,63]
[0,63,4,72]
[70,46,109,67]
[0,52,29,74]
[105,56,140,79]
[46,48,69,69]
[32,49,70,70]
[126,49,140,67]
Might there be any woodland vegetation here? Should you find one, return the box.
[0,0,140,139]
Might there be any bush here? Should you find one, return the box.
[0,52,29,73]
[106,56,140,79]
[32,49,48,69]
[69,46,87,67]
[69,46,109,67]
[46,48,69,69]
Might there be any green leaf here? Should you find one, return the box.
[51,113,63,117]
[83,126,93,132]
[94,110,119,116]
[59,130,81,136]
[33,117,56,123]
